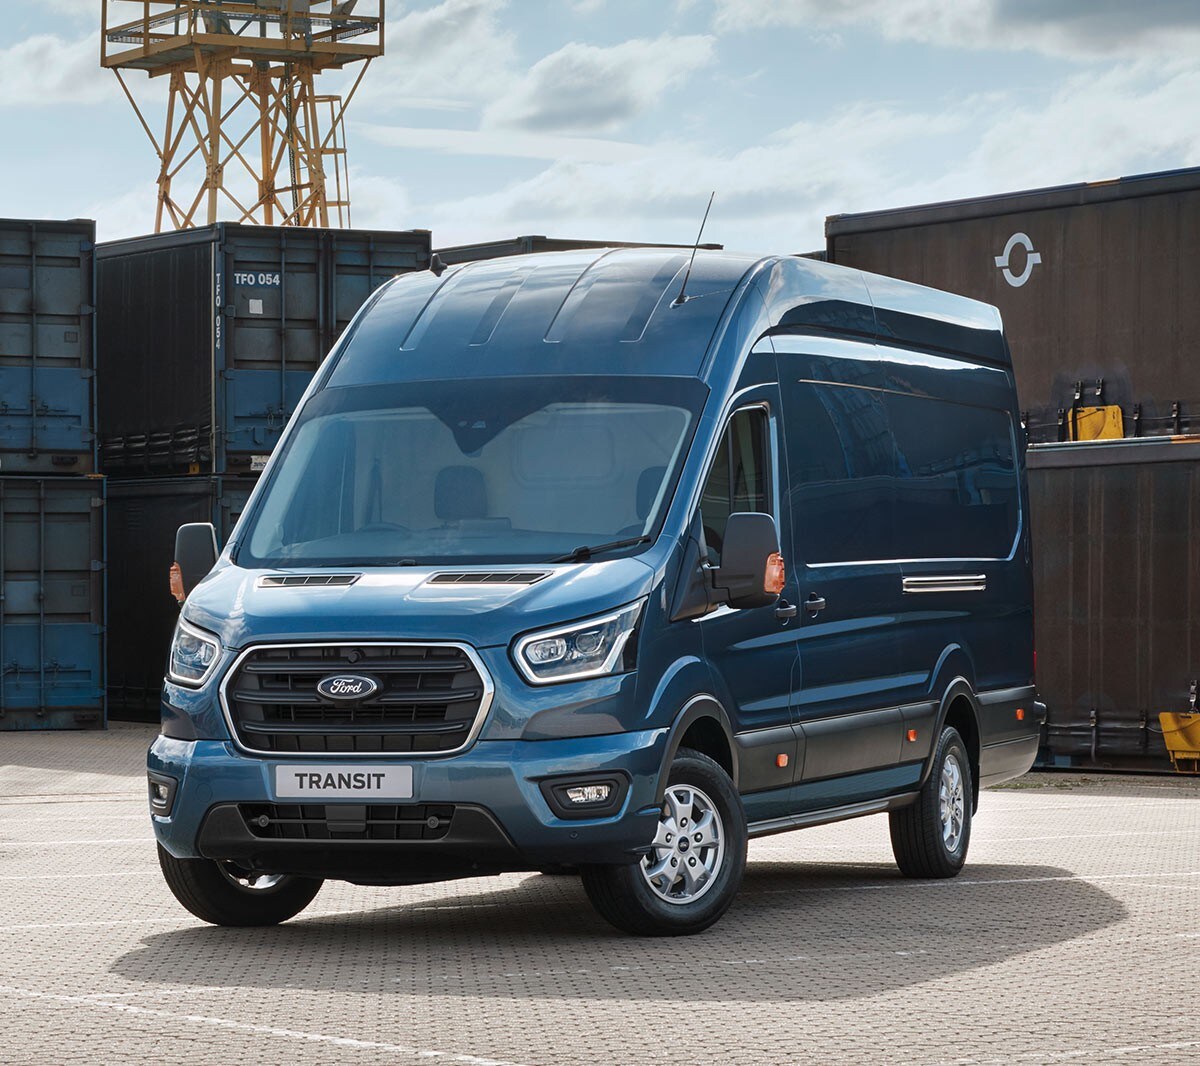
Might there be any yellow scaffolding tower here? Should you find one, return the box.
[101,1,385,231]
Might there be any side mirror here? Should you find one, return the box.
[710,512,783,610]
[172,523,219,603]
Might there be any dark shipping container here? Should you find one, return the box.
[826,167,1200,443]
[435,234,722,265]
[0,476,105,731]
[0,218,96,473]
[97,224,432,475]
[1029,437,1200,770]
[107,475,257,721]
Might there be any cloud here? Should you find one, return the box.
[356,123,647,164]
[483,34,716,133]
[0,33,115,107]
[354,0,518,109]
[709,0,1200,58]
[400,53,1200,253]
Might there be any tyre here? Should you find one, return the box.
[581,749,746,936]
[157,844,323,926]
[889,726,972,878]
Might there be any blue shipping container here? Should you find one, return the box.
[0,218,96,474]
[0,476,105,730]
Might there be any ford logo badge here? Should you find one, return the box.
[316,674,380,701]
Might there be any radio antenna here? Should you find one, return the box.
[672,191,715,307]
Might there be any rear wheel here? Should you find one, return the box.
[889,726,972,878]
[581,749,746,936]
[157,844,323,926]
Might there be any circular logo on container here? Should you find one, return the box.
[316,674,380,701]
[994,232,1042,288]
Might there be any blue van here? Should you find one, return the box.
[149,249,1044,936]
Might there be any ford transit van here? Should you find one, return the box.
[149,248,1044,936]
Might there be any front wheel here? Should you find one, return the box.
[889,726,972,878]
[157,844,323,926]
[581,749,747,936]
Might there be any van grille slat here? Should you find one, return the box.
[240,803,455,841]
[259,574,362,588]
[225,644,488,754]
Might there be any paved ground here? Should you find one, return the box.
[2,725,1199,1065]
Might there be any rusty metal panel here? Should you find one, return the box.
[827,168,1200,443]
[1029,440,1200,768]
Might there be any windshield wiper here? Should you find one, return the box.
[552,536,651,564]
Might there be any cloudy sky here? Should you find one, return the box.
[3,1,1199,252]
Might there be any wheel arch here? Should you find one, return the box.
[929,677,983,812]
[655,694,738,802]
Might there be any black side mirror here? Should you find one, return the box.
[173,523,219,601]
[710,512,782,610]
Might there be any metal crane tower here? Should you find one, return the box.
[101,1,385,231]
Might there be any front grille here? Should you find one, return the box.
[224,643,489,754]
[240,802,454,841]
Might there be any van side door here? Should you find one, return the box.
[774,344,912,795]
[693,365,801,819]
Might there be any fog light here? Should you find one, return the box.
[565,783,612,805]
[540,773,628,819]
[147,771,177,816]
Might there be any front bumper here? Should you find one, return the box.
[148,728,668,884]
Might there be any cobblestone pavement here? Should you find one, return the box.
[2,724,1199,1065]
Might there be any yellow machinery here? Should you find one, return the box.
[1066,404,1125,441]
[1159,712,1200,774]
[101,1,385,231]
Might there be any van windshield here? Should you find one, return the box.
[237,376,707,567]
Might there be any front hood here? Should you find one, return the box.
[182,558,658,650]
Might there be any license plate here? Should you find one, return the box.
[274,764,413,800]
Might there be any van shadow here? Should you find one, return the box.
[111,860,1125,1003]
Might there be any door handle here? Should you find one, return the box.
[775,600,798,621]
[804,593,827,615]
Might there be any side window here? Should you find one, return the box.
[787,380,1019,564]
[788,382,896,564]
[699,408,771,565]
[886,393,1018,559]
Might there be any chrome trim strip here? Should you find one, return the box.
[218,640,495,760]
[902,574,987,594]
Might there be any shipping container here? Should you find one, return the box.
[1028,437,1200,770]
[107,475,257,722]
[0,218,96,473]
[826,167,1200,443]
[435,234,722,265]
[0,476,105,731]
[97,224,432,475]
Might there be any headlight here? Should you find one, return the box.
[167,618,221,686]
[514,600,644,685]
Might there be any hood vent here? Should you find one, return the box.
[258,574,361,588]
[427,571,549,586]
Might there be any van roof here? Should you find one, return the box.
[330,247,1008,387]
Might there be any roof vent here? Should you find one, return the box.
[258,574,361,588]
[427,571,549,586]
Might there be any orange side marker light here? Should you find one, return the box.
[776,754,789,769]
[764,552,786,595]
[906,729,918,743]
[1016,707,1026,721]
